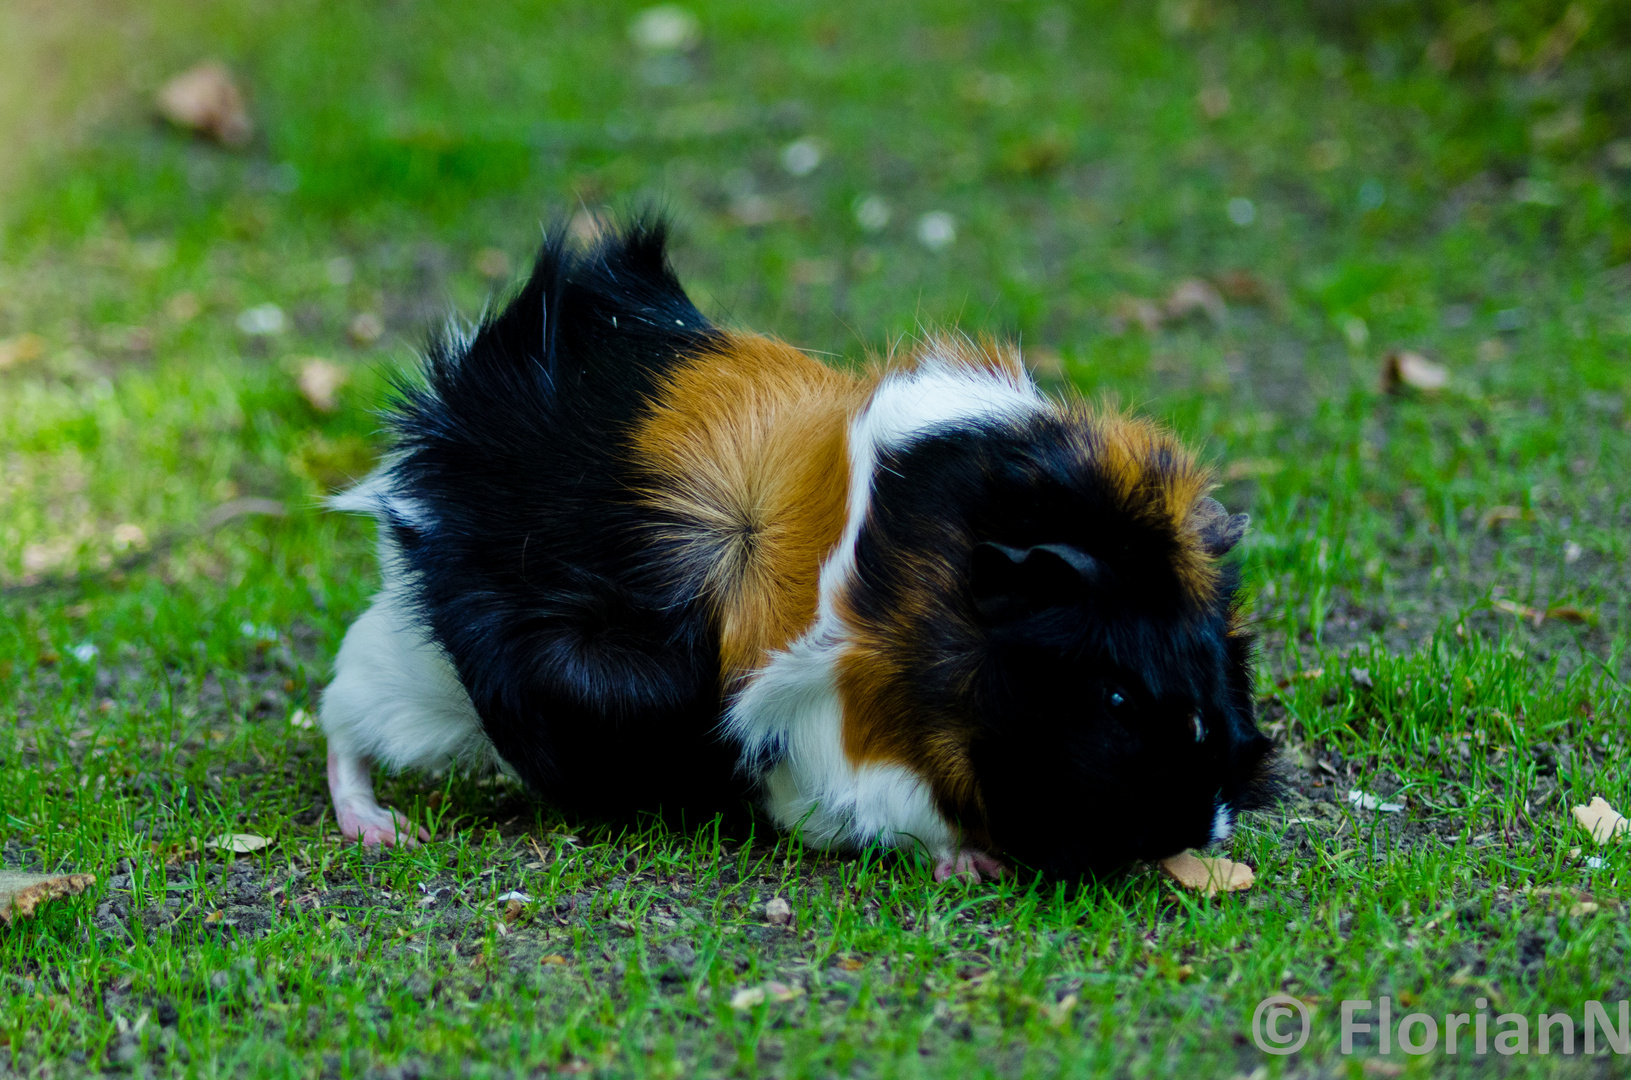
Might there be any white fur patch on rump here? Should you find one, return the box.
[726,354,1045,859]
[320,471,494,776]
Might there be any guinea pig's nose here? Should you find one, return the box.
[1190,711,1206,743]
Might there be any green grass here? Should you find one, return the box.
[3,1,1629,1076]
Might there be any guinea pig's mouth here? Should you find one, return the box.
[986,770,1274,880]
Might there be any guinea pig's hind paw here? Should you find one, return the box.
[336,800,431,847]
[933,850,1006,883]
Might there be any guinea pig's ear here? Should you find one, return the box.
[970,541,1102,620]
[1189,497,1249,556]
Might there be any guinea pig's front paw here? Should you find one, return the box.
[933,849,1006,883]
[335,798,432,847]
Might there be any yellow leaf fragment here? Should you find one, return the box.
[0,871,96,925]
[155,62,253,146]
[1159,850,1255,896]
[1382,350,1449,393]
[1492,597,1546,626]
[1573,797,1628,843]
[730,980,802,1010]
[1480,505,1528,530]
[208,834,273,854]
[296,359,348,413]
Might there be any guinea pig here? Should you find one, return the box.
[317,217,1277,880]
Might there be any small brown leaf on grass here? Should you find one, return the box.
[730,981,802,1010]
[1573,797,1629,843]
[155,62,253,147]
[1158,850,1254,896]
[0,871,96,925]
[207,834,273,854]
[296,359,348,413]
[348,312,385,345]
[1492,597,1547,627]
[1164,279,1227,324]
[1108,295,1164,335]
[1212,269,1282,309]
[1381,350,1449,394]
[0,333,45,371]
[1480,505,1531,530]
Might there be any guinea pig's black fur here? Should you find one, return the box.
[316,216,1277,879]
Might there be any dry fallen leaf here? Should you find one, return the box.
[1108,295,1164,335]
[1212,269,1281,309]
[568,209,607,245]
[1492,597,1547,627]
[1164,278,1227,324]
[1348,789,1406,813]
[207,834,273,854]
[1480,505,1530,530]
[764,897,792,926]
[730,980,802,1010]
[0,333,46,371]
[348,312,385,345]
[155,61,253,147]
[729,985,766,1010]
[296,358,348,413]
[1381,350,1449,394]
[0,871,96,925]
[1046,992,1079,1027]
[1573,797,1629,843]
[1158,850,1254,896]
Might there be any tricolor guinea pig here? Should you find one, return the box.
[318,218,1276,880]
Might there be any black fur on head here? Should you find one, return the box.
[846,408,1278,879]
